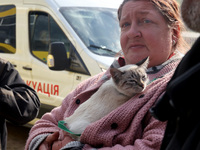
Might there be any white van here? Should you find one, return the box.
[0,0,123,124]
[0,0,199,124]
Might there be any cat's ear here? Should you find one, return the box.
[136,57,149,69]
[110,68,123,84]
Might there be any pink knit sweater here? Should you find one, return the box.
[25,57,180,150]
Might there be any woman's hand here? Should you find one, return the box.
[38,132,59,150]
[38,131,75,150]
[52,133,75,150]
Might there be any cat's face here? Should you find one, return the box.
[110,58,149,97]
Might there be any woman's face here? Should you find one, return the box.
[120,1,175,67]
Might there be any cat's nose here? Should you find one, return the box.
[139,83,144,88]
[139,80,145,88]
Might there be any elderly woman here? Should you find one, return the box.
[25,0,188,149]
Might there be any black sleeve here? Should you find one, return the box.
[150,36,200,121]
[0,59,40,125]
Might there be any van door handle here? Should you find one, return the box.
[11,62,17,67]
[23,66,32,71]
[12,64,17,67]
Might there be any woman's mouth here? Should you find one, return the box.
[128,44,145,50]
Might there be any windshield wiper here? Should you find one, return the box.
[89,44,116,54]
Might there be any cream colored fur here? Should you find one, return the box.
[64,58,149,140]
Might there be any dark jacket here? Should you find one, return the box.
[0,58,40,150]
[150,37,200,150]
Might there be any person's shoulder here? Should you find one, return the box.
[0,58,10,75]
[0,58,15,73]
[66,72,105,99]
[0,58,8,65]
[77,72,105,89]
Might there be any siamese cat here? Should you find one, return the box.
[63,57,149,140]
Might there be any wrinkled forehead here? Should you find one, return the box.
[120,5,156,21]
[118,0,159,20]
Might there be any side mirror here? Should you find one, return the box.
[47,42,69,70]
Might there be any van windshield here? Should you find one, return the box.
[60,7,121,57]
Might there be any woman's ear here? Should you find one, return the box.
[172,23,180,46]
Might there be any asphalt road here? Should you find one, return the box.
[5,122,30,150]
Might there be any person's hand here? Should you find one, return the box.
[52,132,75,150]
[38,132,59,150]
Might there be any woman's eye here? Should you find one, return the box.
[121,22,130,28]
[143,19,151,24]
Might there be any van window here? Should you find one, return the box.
[60,7,120,57]
[29,11,89,75]
[0,5,16,53]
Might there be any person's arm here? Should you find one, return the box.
[0,59,40,125]
[52,114,165,150]
[25,72,105,150]
[100,118,164,150]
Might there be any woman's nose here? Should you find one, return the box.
[126,24,142,39]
